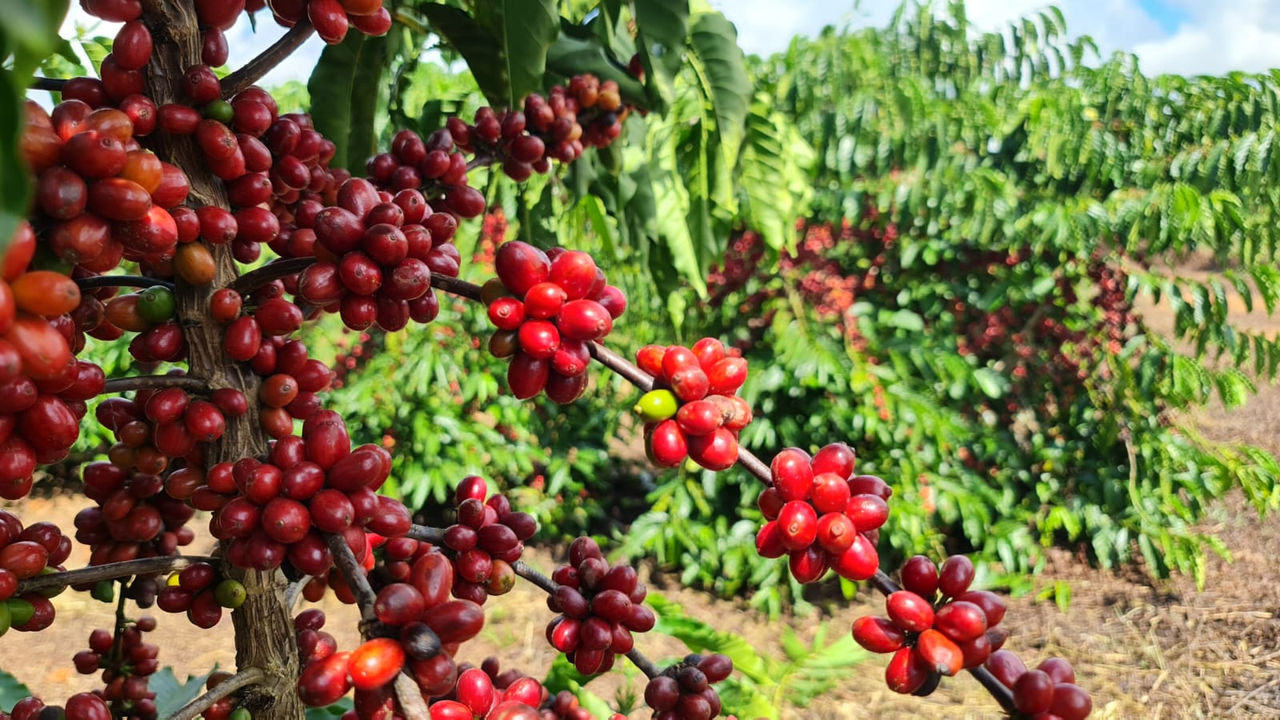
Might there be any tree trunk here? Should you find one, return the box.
[140,2,304,718]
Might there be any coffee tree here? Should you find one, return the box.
[0,0,1093,719]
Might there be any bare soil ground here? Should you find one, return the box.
[2,265,1278,719]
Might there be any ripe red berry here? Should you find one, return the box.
[775,500,817,551]
[885,591,934,633]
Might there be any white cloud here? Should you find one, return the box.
[709,0,1280,76]
[1132,1,1280,75]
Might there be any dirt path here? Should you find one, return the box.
[2,268,1278,718]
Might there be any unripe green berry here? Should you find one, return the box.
[634,389,678,422]
[214,579,247,609]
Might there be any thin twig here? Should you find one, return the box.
[229,257,318,294]
[735,447,771,484]
[969,666,1019,714]
[392,673,429,720]
[429,273,483,301]
[587,342,656,391]
[511,560,558,595]
[325,534,429,718]
[30,77,67,92]
[76,275,175,291]
[220,20,315,98]
[323,534,378,625]
[405,524,445,545]
[17,556,216,594]
[102,375,211,394]
[164,667,265,720]
[625,649,662,679]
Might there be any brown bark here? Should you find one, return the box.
[140,2,302,718]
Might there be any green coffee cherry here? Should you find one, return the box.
[229,708,252,720]
[204,99,234,124]
[91,580,115,604]
[634,389,678,422]
[214,579,247,609]
[6,598,34,627]
[0,600,10,637]
[137,286,176,324]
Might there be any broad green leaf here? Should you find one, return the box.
[151,667,214,719]
[0,667,30,712]
[308,31,387,172]
[0,0,69,250]
[420,4,509,106]
[473,0,558,106]
[544,35,647,104]
[687,12,751,159]
[634,0,690,91]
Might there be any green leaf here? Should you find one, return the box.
[0,667,31,712]
[150,667,214,719]
[420,4,509,106]
[634,0,690,85]
[305,698,353,720]
[544,35,647,105]
[307,31,387,172]
[473,0,558,106]
[972,368,1009,398]
[687,12,751,157]
[0,0,69,250]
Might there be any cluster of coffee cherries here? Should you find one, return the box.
[755,444,889,583]
[263,0,392,44]
[851,554,1091,716]
[436,658,626,720]
[294,586,486,710]
[74,458,197,567]
[852,556,1002,687]
[439,476,536,605]
[288,176,454,332]
[421,665,546,719]
[0,227,108,498]
[198,411,407,573]
[155,561,247,628]
[21,99,188,271]
[211,293,336,435]
[642,653,734,720]
[71,616,160,720]
[985,650,1092,719]
[632,338,751,471]
[0,693,114,720]
[96,285,189,365]
[0,512,70,634]
[545,537,655,676]
[445,75,629,177]
[483,241,626,403]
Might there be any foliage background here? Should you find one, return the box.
[309,0,1280,609]
[18,0,1280,645]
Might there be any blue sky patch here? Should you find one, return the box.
[1138,0,1190,33]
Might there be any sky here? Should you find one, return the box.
[57,0,1280,87]
[709,0,1280,77]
